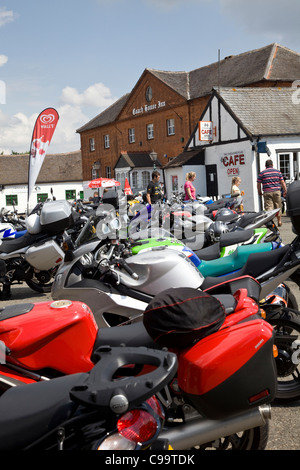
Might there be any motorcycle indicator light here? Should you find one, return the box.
[273,345,278,357]
[259,308,266,319]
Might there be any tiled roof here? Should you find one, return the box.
[115,151,162,169]
[218,87,300,136]
[77,43,300,132]
[164,149,204,168]
[0,151,82,185]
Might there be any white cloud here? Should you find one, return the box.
[0,80,120,154]
[0,103,89,154]
[0,7,14,28]
[60,83,117,109]
[0,55,8,67]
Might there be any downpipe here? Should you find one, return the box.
[159,405,271,450]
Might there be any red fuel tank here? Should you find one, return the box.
[0,300,98,374]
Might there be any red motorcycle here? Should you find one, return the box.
[0,276,277,450]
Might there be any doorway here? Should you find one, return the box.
[206,164,218,198]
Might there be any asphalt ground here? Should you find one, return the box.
[1,213,300,451]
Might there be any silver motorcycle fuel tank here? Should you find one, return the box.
[115,248,204,295]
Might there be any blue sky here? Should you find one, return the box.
[0,0,300,154]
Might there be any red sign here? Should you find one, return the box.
[221,153,245,167]
[28,108,59,201]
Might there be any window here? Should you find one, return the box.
[279,154,290,179]
[104,134,110,148]
[37,193,48,203]
[167,118,175,136]
[65,189,76,200]
[105,166,112,178]
[145,86,152,102]
[171,175,178,192]
[6,195,17,206]
[147,123,154,140]
[142,171,151,188]
[89,138,95,151]
[129,128,135,143]
[131,171,138,189]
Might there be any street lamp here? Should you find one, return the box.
[149,150,158,170]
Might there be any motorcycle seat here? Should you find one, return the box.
[92,321,159,358]
[0,232,49,254]
[0,303,34,321]
[201,244,290,290]
[0,372,86,450]
[92,292,237,359]
[219,229,254,247]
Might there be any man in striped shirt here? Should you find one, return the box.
[257,159,287,226]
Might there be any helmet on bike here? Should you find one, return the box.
[206,221,228,242]
[26,213,42,234]
[214,208,233,220]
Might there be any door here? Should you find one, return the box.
[206,164,218,198]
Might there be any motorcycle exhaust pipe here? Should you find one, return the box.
[159,405,271,450]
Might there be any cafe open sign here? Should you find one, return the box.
[199,121,213,141]
[221,152,245,176]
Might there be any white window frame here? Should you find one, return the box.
[131,171,138,189]
[129,128,135,143]
[104,134,110,149]
[147,123,154,140]
[89,138,95,151]
[167,118,175,136]
[142,170,151,188]
[106,166,112,178]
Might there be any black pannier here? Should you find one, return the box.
[143,287,226,349]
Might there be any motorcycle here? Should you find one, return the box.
[0,199,78,299]
[52,210,296,330]
[0,345,177,450]
[0,278,277,450]
[0,207,27,240]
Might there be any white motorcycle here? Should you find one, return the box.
[0,200,77,299]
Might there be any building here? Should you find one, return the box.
[163,87,300,211]
[0,151,83,213]
[77,43,300,195]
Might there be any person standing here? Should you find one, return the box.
[230,176,242,196]
[257,159,287,226]
[146,170,163,205]
[184,172,196,201]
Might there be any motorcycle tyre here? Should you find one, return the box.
[268,309,300,403]
[25,279,53,293]
[200,423,269,450]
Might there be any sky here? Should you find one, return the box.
[0,0,300,155]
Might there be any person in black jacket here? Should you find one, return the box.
[146,171,163,205]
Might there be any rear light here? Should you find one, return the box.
[117,409,157,443]
[97,396,163,450]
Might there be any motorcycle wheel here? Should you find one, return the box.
[25,267,58,293]
[200,423,269,450]
[268,309,300,403]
